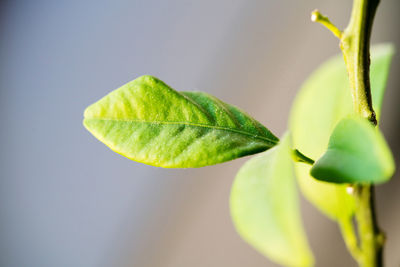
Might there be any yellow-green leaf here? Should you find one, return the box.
[230,133,314,267]
[84,75,278,168]
[311,116,395,184]
[289,44,394,220]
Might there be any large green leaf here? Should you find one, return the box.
[84,75,278,168]
[230,133,314,267]
[289,44,394,220]
[311,116,395,184]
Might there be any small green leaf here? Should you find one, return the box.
[84,75,278,168]
[289,44,394,220]
[230,133,314,267]
[311,116,395,184]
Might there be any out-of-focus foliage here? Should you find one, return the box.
[289,44,394,220]
[230,133,314,267]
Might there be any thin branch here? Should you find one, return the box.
[311,9,342,39]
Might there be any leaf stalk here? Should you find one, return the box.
[291,149,314,165]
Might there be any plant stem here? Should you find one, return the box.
[341,0,379,125]
[312,0,384,265]
[353,185,385,267]
[340,0,384,266]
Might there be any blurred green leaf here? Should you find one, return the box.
[370,45,395,119]
[311,116,395,184]
[289,44,394,220]
[84,75,278,168]
[230,133,314,267]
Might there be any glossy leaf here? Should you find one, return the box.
[84,75,278,168]
[311,116,395,184]
[289,44,394,219]
[230,133,314,267]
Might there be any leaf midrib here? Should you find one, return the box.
[85,117,278,145]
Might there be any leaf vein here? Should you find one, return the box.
[86,118,278,145]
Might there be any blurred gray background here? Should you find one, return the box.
[1,1,399,266]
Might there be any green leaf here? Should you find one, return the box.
[84,75,278,168]
[230,133,314,267]
[370,44,395,119]
[289,44,394,220]
[311,116,395,184]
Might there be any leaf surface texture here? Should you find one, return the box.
[84,75,278,167]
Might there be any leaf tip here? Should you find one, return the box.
[83,105,92,119]
[134,74,161,86]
